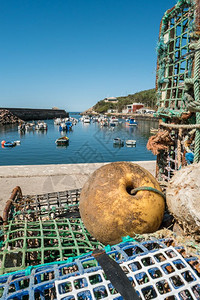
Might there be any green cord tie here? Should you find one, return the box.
[130,186,166,200]
[104,245,112,252]
[25,266,33,276]
[121,236,136,243]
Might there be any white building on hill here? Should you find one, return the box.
[104,97,118,103]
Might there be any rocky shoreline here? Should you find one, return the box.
[0,109,22,125]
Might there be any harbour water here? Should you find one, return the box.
[0,114,158,166]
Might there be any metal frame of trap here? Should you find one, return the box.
[3,186,81,223]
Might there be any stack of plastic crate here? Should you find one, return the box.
[0,238,199,299]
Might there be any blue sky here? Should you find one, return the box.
[0,0,176,112]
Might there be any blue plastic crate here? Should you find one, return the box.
[0,239,199,299]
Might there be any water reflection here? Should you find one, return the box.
[126,144,136,148]
[36,130,47,135]
[0,124,17,133]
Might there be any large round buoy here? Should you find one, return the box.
[166,162,200,234]
[79,162,165,245]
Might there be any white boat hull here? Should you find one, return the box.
[126,140,136,146]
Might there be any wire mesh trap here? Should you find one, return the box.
[3,186,81,223]
[0,239,199,299]
[148,124,198,181]
[156,0,196,117]
[149,0,200,181]
[0,219,104,275]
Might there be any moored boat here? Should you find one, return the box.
[55,136,69,146]
[1,140,16,147]
[25,122,35,130]
[18,123,26,131]
[35,121,48,130]
[126,139,136,146]
[83,116,91,123]
[113,138,124,146]
[127,118,138,126]
[100,119,109,127]
[110,116,119,123]
[59,122,67,131]
[65,121,73,131]
[54,118,62,125]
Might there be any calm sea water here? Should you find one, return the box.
[0,114,158,166]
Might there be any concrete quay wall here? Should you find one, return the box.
[0,107,69,121]
[0,161,156,216]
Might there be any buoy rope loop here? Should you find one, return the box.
[130,186,166,200]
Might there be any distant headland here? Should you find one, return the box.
[82,88,157,118]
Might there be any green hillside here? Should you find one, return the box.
[93,88,156,113]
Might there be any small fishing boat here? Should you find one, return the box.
[127,118,138,126]
[92,117,99,122]
[1,140,16,147]
[126,140,136,146]
[113,138,124,146]
[110,116,119,125]
[70,117,78,125]
[35,121,48,130]
[25,122,35,130]
[65,121,73,131]
[55,136,69,146]
[59,122,67,131]
[54,118,62,125]
[83,116,91,123]
[100,119,109,127]
[110,122,116,127]
[18,123,26,131]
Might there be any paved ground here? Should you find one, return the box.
[0,161,156,216]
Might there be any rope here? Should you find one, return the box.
[177,129,182,168]
[183,128,196,153]
[194,112,200,162]
[192,40,200,162]
[130,186,166,200]
[160,121,200,129]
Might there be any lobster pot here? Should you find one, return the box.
[153,0,200,182]
[0,239,199,299]
[4,187,81,223]
[156,125,196,182]
[0,219,103,274]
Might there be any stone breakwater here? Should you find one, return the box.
[0,109,22,125]
[0,107,69,122]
